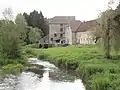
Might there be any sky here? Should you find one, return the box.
[0,0,119,21]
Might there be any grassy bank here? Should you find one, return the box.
[0,49,28,75]
[28,46,120,90]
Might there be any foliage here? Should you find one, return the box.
[15,14,43,45]
[1,64,23,75]
[23,10,49,36]
[29,27,43,43]
[0,10,28,68]
[96,7,120,58]
[0,20,21,59]
[15,13,27,44]
[23,47,38,58]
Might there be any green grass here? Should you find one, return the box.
[30,45,120,90]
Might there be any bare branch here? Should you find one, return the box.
[2,8,13,21]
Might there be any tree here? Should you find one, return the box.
[2,8,13,21]
[15,14,28,44]
[0,20,21,59]
[0,9,21,59]
[98,9,120,58]
[93,22,102,43]
[15,13,43,45]
[39,12,49,36]
[23,12,30,25]
[94,0,120,58]
[24,26,31,45]
[29,27,43,43]
[23,10,49,36]
[29,10,39,27]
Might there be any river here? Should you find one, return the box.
[0,58,85,90]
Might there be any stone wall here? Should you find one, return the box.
[49,23,68,44]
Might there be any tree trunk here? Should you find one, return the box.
[105,19,111,59]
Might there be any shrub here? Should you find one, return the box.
[2,64,23,74]
[26,44,39,48]
[0,37,21,59]
[65,59,79,70]
[38,51,49,59]
[24,47,37,57]
[0,56,28,66]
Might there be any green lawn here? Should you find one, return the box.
[25,45,120,90]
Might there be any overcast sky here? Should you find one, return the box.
[0,0,119,21]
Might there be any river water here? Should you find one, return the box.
[0,58,85,90]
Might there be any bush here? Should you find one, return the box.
[24,47,37,57]
[2,64,23,74]
[65,59,79,70]
[0,37,21,59]
[0,56,28,66]
[26,44,39,48]
[38,51,49,59]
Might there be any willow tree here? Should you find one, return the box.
[98,9,120,58]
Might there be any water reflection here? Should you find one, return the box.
[0,58,85,90]
[40,71,50,90]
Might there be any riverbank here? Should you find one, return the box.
[0,58,85,90]
[0,52,28,75]
[27,45,120,90]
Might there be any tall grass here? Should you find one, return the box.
[35,46,120,90]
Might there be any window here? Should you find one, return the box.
[60,24,63,27]
[54,33,57,37]
[51,38,53,41]
[61,41,63,44]
[63,40,65,43]
[60,28,63,32]
[60,34,63,37]
[56,39,60,43]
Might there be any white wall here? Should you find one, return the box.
[76,31,95,44]
[65,26,72,45]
